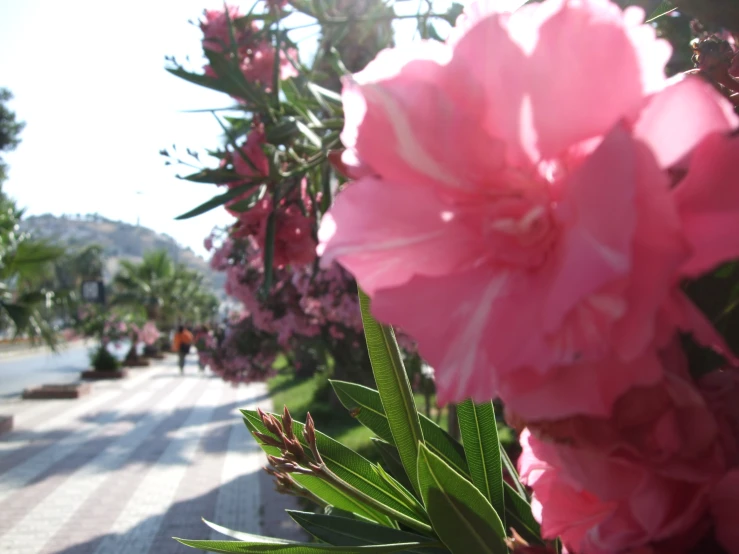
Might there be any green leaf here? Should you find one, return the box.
[504,483,543,546]
[175,184,254,220]
[457,400,505,524]
[417,444,507,554]
[265,119,299,144]
[645,0,675,22]
[204,520,296,543]
[176,539,439,553]
[295,121,322,148]
[372,439,415,494]
[287,511,444,552]
[242,414,394,526]
[179,167,239,185]
[242,411,428,529]
[359,290,424,495]
[331,381,394,443]
[331,381,468,478]
[166,67,239,97]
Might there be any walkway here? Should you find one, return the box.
[0,358,303,553]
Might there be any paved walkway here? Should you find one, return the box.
[0,358,304,553]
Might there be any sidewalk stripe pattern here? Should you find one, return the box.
[0,361,304,554]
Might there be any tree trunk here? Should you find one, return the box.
[447,403,460,441]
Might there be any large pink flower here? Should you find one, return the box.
[318,0,739,414]
[519,429,717,554]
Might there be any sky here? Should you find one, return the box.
[0,0,460,259]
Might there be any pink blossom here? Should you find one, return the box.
[138,322,160,346]
[241,42,299,88]
[519,429,717,554]
[318,0,739,413]
[273,205,317,268]
[711,470,739,553]
[200,6,243,53]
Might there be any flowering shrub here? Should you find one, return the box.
[167,1,739,553]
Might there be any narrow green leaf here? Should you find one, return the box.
[287,511,444,552]
[417,444,507,554]
[295,120,322,148]
[176,538,439,553]
[457,400,505,524]
[331,380,468,478]
[242,411,428,529]
[261,212,276,294]
[504,484,543,546]
[242,414,394,526]
[645,1,675,22]
[175,185,253,220]
[178,167,238,185]
[372,439,415,494]
[501,448,526,497]
[331,381,394,443]
[359,290,424,495]
[204,520,295,543]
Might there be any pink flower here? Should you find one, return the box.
[241,42,299,87]
[200,6,242,53]
[519,429,716,554]
[232,128,270,181]
[711,470,739,554]
[272,205,317,268]
[318,0,739,413]
[138,322,160,346]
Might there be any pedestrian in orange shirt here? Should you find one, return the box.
[173,325,194,374]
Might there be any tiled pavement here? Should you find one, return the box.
[0,358,304,554]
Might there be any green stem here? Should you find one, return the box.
[317,463,433,535]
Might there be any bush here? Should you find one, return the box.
[89,345,120,371]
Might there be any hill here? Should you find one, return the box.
[20,213,226,298]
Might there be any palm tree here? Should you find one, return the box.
[112,249,219,331]
[0,188,65,348]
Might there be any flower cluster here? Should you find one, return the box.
[200,5,298,92]
[138,321,160,346]
[201,234,368,382]
[318,0,739,552]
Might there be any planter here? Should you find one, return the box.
[81,369,128,380]
[23,383,92,399]
[123,358,150,368]
[0,415,13,434]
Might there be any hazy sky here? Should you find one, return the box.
[0,1,459,258]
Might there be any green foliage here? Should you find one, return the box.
[358,290,424,496]
[0,88,25,184]
[111,249,218,329]
[185,299,542,554]
[457,401,505,524]
[417,444,507,554]
[89,344,120,371]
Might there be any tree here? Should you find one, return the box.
[0,90,64,347]
[112,249,218,330]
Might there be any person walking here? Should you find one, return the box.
[172,325,194,374]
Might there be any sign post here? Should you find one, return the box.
[80,280,106,305]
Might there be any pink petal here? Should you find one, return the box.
[673,132,739,276]
[663,291,739,366]
[370,268,545,404]
[342,43,507,190]
[711,470,739,554]
[499,352,663,421]
[544,125,637,333]
[634,76,738,170]
[318,178,485,295]
[512,0,670,159]
[609,140,687,360]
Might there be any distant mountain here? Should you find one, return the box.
[20,213,226,298]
